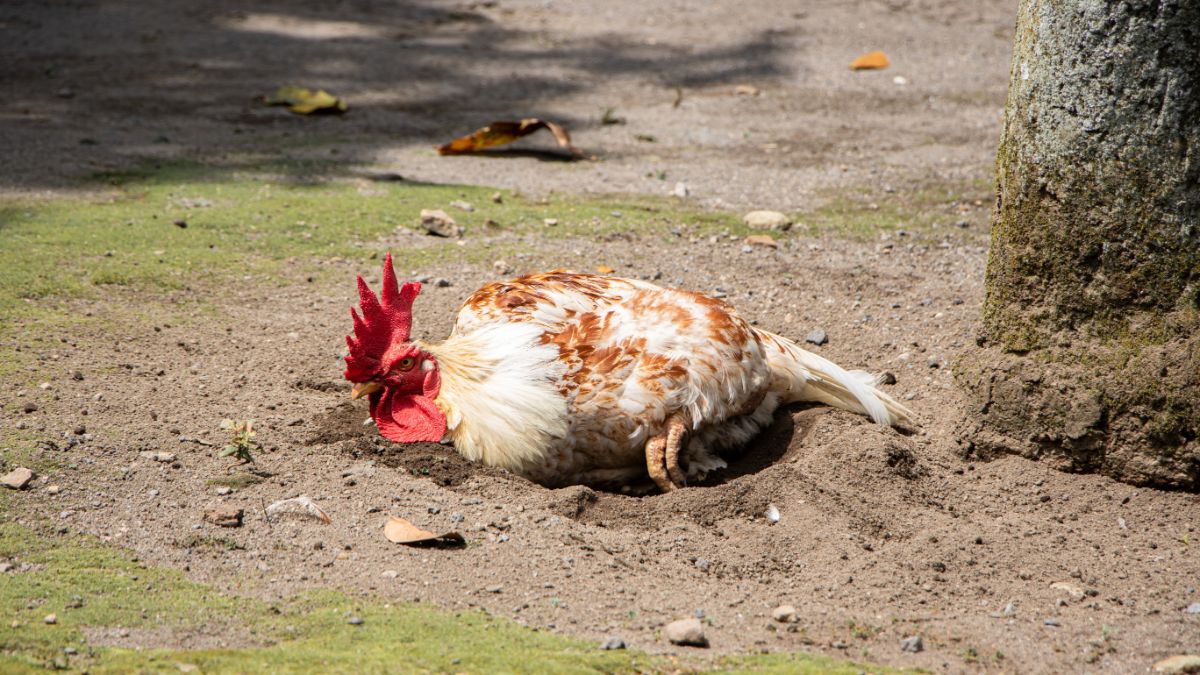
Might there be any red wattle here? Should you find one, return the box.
[370,390,447,443]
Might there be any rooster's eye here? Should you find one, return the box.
[397,357,416,371]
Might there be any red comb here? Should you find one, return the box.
[344,252,420,381]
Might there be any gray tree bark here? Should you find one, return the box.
[956,0,1200,490]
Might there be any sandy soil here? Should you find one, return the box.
[3,0,1199,673]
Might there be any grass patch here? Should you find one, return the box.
[0,521,901,674]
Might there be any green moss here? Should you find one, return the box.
[0,521,892,674]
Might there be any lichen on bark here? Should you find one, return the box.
[958,0,1200,490]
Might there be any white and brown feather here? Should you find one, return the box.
[427,270,911,488]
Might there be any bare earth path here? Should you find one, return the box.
[3,1,1199,673]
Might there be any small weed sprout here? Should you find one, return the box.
[219,419,260,466]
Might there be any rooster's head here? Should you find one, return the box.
[344,252,445,443]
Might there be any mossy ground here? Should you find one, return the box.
[0,524,900,674]
[0,160,938,673]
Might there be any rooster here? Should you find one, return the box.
[344,253,912,492]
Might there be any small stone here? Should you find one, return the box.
[380,570,400,579]
[493,260,512,275]
[485,585,503,593]
[1050,581,1085,600]
[46,485,61,495]
[1044,618,1061,627]
[743,210,793,231]
[600,637,626,650]
[173,219,187,229]
[900,635,924,653]
[154,452,176,463]
[663,618,708,647]
[419,209,462,237]
[23,402,37,414]
[491,192,503,204]
[2,468,35,490]
[1153,655,1200,674]
[347,616,364,625]
[741,245,753,253]
[673,182,689,198]
[449,200,475,212]
[544,218,558,226]
[215,487,232,496]
[694,557,711,571]
[435,278,452,288]
[71,371,84,381]
[203,506,244,528]
[771,605,797,623]
[877,371,897,385]
[805,329,828,346]
[74,425,86,435]
[1184,603,1200,614]
[44,614,57,625]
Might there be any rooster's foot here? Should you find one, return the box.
[645,416,688,492]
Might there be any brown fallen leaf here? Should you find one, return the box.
[850,51,890,70]
[203,506,244,528]
[262,86,348,115]
[744,234,779,248]
[436,118,579,156]
[383,516,465,547]
[733,84,761,96]
[595,265,616,274]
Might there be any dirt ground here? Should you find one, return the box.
[3,0,1199,673]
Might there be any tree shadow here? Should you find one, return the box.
[1,0,792,189]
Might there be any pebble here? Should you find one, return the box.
[741,245,753,254]
[694,557,711,571]
[1043,618,1061,627]
[485,585,503,594]
[380,570,400,579]
[493,260,512,275]
[44,614,57,625]
[491,192,503,204]
[743,210,793,231]
[347,616,363,625]
[215,487,232,496]
[600,637,626,650]
[744,234,778,249]
[663,618,708,647]
[23,402,37,414]
[1184,603,1200,614]
[203,506,244,528]
[771,605,797,623]
[2,467,35,490]
[46,485,61,495]
[877,371,897,385]
[435,278,452,288]
[544,218,559,226]
[449,200,475,212]
[805,329,828,346]
[899,635,924,653]
[673,182,688,198]
[419,209,462,237]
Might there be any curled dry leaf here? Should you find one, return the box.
[262,86,348,114]
[384,516,465,546]
[265,495,331,523]
[850,51,890,70]
[436,119,580,156]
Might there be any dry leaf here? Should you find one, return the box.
[744,234,779,248]
[383,516,465,546]
[263,86,348,114]
[436,119,579,156]
[850,51,890,70]
[733,84,760,96]
[595,265,616,274]
[265,495,331,523]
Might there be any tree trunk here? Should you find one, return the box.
[957,0,1200,490]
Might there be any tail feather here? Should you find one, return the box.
[755,329,914,427]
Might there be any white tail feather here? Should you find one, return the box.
[755,329,914,427]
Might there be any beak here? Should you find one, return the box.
[350,381,383,400]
